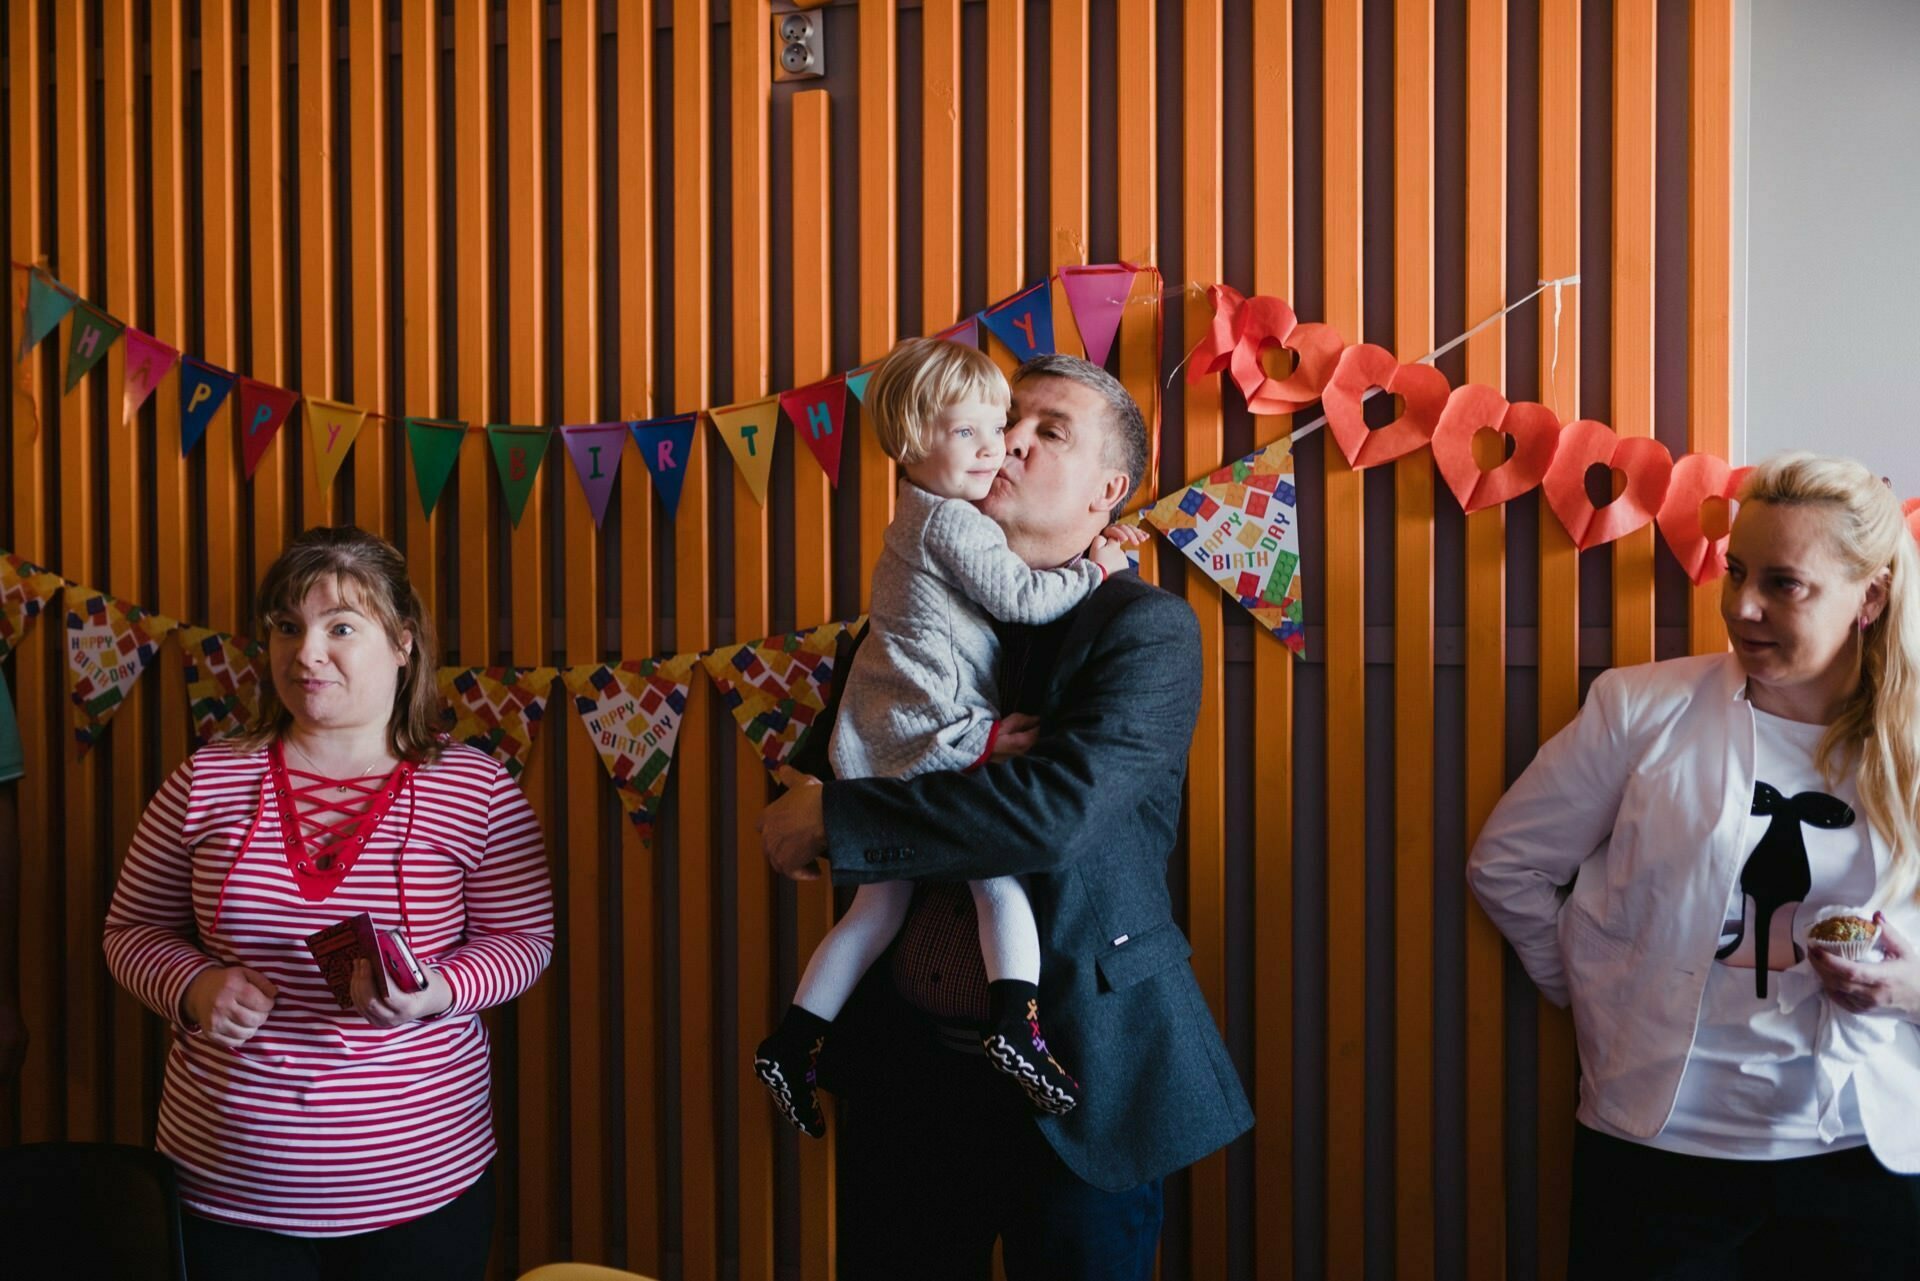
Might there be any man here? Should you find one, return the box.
[760,354,1253,1281]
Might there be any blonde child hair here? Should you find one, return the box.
[862,337,1009,465]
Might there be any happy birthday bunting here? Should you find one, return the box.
[980,281,1056,363]
[845,363,878,405]
[779,377,848,487]
[933,316,980,348]
[562,656,696,844]
[15,268,74,363]
[630,414,697,516]
[175,627,268,746]
[0,553,64,662]
[702,619,861,771]
[306,398,369,494]
[710,397,781,506]
[63,303,125,394]
[405,418,467,517]
[487,425,552,527]
[65,588,176,754]
[121,329,180,425]
[1145,438,1305,655]
[438,666,558,780]
[561,424,630,526]
[179,360,236,455]
[1059,264,1139,368]
[236,376,301,477]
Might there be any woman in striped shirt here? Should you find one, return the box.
[104,526,553,1281]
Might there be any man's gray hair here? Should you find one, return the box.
[1012,354,1151,515]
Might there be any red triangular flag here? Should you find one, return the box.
[235,377,301,477]
[778,377,848,487]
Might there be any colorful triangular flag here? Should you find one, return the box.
[1144,437,1305,655]
[121,329,180,425]
[235,376,300,477]
[631,415,697,516]
[979,281,1056,363]
[779,377,848,487]
[0,552,65,663]
[15,269,74,363]
[405,418,466,518]
[701,619,861,772]
[709,397,781,506]
[175,626,268,746]
[845,362,879,405]
[1059,264,1140,368]
[63,302,125,394]
[64,587,176,754]
[561,423,630,526]
[306,397,369,493]
[933,316,979,348]
[179,360,236,455]
[486,425,551,527]
[562,655,697,845]
[438,666,558,780]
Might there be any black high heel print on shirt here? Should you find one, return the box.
[1714,781,1856,999]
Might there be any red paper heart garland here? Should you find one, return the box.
[1321,344,1452,468]
[1431,385,1561,513]
[1657,454,1753,584]
[1542,420,1675,550]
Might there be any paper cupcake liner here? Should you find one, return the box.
[1808,930,1880,963]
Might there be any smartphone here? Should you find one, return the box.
[378,928,430,995]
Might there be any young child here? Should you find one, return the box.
[754,337,1134,1138]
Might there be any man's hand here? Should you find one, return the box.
[990,713,1041,762]
[181,965,279,1049]
[350,958,454,1028]
[1812,913,1920,1021]
[761,765,828,881]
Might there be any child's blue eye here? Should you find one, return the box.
[955,427,973,438]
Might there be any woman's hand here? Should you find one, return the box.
[182,965,279,1049]
[990,713,1041,762]
[1811,913,1920,1021]
[350,957,454,1028]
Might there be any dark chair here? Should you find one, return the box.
[0,1142,188,1280]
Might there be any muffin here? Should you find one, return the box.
[1808,912,1880,962]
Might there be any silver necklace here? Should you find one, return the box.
[286,736,386,785]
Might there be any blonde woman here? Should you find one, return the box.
[1469,453,1920,1277]
[104,526,552,1281]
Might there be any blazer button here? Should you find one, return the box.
[864,851,879,863]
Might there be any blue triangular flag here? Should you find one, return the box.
[179,359,237,455]
[630,414,698,516]
[845,363,878,405]
[979,281,1055,362]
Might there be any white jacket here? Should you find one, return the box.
[1466,652,1920,1170]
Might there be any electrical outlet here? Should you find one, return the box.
[773,11,824,82]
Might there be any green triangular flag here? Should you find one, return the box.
[486,425,551,527]
[15,269,75,362]
[406,417,467,518]
[63,303,125,393]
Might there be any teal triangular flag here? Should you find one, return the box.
[846,363,878,405]
[64,303,125,393]
[15,270,75,363]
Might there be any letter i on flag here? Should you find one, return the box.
[980,281,1056,363]
[709,397,782,506]
[630,414,697,516]
[121,329,181,425]
[778,377,848,487]
[561,423,630,525]
[306,398,369,493]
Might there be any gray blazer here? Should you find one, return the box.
[797,572,1255,1192]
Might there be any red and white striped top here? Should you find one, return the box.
[103,740,553,1236]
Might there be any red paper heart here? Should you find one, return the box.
[1184,285,1345,416]
[1656,454,1752,584]
[1542,420,1674,550]
[1431,384,1563,513]
[1321,343,1451,468]
[1904,498,1920,547]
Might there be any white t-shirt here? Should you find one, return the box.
[1632,708,1879,1159]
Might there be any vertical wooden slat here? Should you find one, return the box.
[922,0,961,334]
[1612,1,1657,668]
[102,0,153,1148]
[791,88,837,1281]
[1115,0,1158,567]
[1536,4,1583,1278]
[985,0,1024,302]
[1322,0,1368,1271]
[248,0,291,582]
[856,0,895,602]
[55,0,104,1144]
[728,2,776,1276]
[349,0,392,539]
[1250,2,1294,1272]
[399,0,440,596]
[1181,2,1229,1276]
[1463,1,1509,1277]
[503,2,553,1266]
[559,0,605,1262]
[7,0,57,1146]
[202,0,245,635]
[297,0,337,526]
[615,1,662,1270]
[671,3,719,1275]
[1047,0,1087,379]
[1392,0,1436,1274]
[1690,0,1733,654]
[453,0,494,666]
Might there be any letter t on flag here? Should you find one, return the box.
[778,376,847,487]
[709,397,782,506]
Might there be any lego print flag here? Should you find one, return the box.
[979,280,1056,363]
[438,667,559,781]
[562,656,697,845]
[779,377,848,487]
[0,553,64,662]
[65,588,176,754]
[236,376,301,477]
[175,627,269,747]
[710,397,782,506]
[631,414,697,516]
[702,619,861,772]
[1145,438,1306,655]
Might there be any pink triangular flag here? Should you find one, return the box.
[1059,264,1140,368]
[121,329,180,425]
[561,423,629,525]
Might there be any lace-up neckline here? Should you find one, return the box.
[266,738,412,902]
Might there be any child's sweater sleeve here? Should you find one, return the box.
[920,498,1105,624]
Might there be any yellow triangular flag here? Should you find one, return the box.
[306,397,369,493]
[708,396,781,506]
